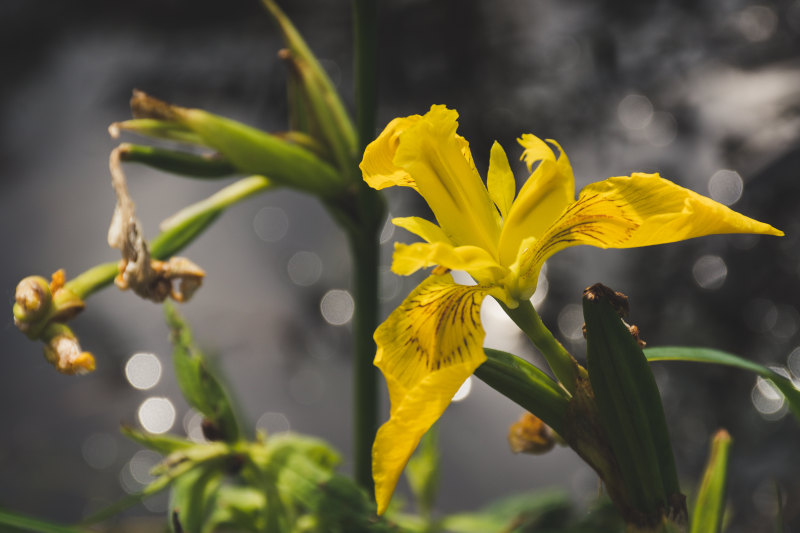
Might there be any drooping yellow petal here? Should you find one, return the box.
[394,106,501,252]
[372,274,498,514]
[580,173,783,247]
[360,115,422,191]
[392,216,452,244]
[487,141,516,219]
[512,172,783,296]
[498,135,575,266]
[391,241,508,285]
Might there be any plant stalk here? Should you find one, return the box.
[501,300,581,394]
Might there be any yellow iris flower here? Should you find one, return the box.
[360,105,782,514]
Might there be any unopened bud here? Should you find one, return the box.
[13,276,52,328]
[508,412,557,454]
[42,324,95,375]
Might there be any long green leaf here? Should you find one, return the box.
[644,346,800,421]
[690,429,732,533]
[0,508,88,533]
[583,285,681,519]
[476,348,569,436]
[164,302,241,442]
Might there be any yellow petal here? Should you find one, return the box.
[498,136,575,266]
[392,216,452,244]
[513,172,783,294]
[373,361,475,515]
[487,141,516,219]
[360,115,422,191]
[372,275,496,514]
[581,173,784,247]
[391,241,508,284]
[394,105,501,252]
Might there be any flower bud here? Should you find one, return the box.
[13,276,52,329]
[42,324,96,375]
[508,412,557,454]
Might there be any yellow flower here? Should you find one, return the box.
[360,105,782,514]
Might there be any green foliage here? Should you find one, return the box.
[644,346,800,422]
[0,507,89,533]
[163,301,241,443]
[582,284,684,525]
[405,425,440,518]
[690,430,732,533]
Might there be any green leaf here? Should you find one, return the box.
[118,143,236,178]
[476,348,569,436]
[405,425,440,518]
[169,465,223,533]
[690,429,732,533]
[644,346,800,422]
[121,424,193,455]
[440,490,572,533]
[0,507,88,533]
[163,302,241,442]
[583,284,684,521]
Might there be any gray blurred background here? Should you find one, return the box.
[1,0,799,531]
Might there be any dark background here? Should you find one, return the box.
[1,1,799,531]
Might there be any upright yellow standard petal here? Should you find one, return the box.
[360,115,422,191]
[487,141,516,219]
[372,274,501,514]
[394,106,501,252]
[498,136,575,266]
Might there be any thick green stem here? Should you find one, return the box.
[501,300,581,394]
[347,223,381,495]
[349,0,381,496]
[352,0,378,155]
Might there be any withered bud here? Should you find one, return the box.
[583,283,629,318]
[130,90,181,121]
[508,412,557,455]
[42,325,95,375]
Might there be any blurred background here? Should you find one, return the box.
[1,0,799,531]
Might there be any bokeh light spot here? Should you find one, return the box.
[253,206,289,242]
[737,5,778,42]
[125,352,162,390]
[618,94,653,130]
[82,433,117,470]
[256,412,291,435]
[287,251,323,286]
[708,169,743,206]
[692,255,728,290]
[138,397,176,434]
[320,289,354,325]
[557,304,585,342]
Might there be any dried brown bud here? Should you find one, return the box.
[508,412,557,455]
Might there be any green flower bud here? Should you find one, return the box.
[13,276,52,329]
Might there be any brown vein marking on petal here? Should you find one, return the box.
[521,193,640,280]
[379,279,486,389]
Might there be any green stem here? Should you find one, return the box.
[352,0,378,154]
[350,0,381,495]
[63,176,272,301]
[347,221,381,495]
[501,300,580,395]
